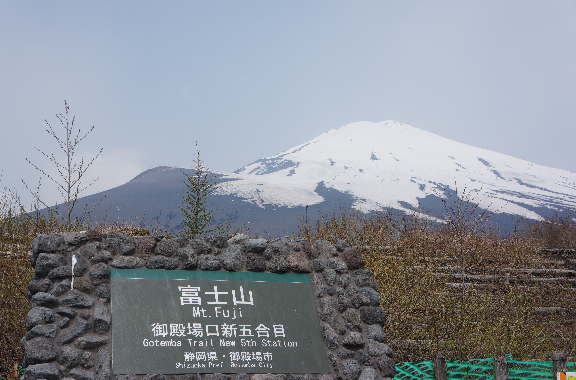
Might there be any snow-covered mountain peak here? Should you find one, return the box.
[222,121,576,221]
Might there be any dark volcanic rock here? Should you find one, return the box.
[343,332,364,347]
[55,306,77,319]
[221,245,243,272]
[177,248,198,270]
[310,273,325,298]
[373,355,396,378]
[322,323,340,349]
[323,269,337,286]
[317,298,338,325]
[31,292,59,307]
[29,277,52,295]
[96,349,112,380]
[59,346,80,368]
[312,258,325,272]
[342,249,364,269]
[266,256,290,273]
[32,233,64,264]
[94,304,111,333]
[361,287,381,307]
[154,239,179,257]
[302,241,320,259]
[205,235,228,249]
[59,318,90,344]
[61,289,95,308]
[116,234,136,255]
[189,238,213,255]
[110,256,142,269]
[26,307,55,331]
[246,253,266,272]
[145,256,179,270]
[327,258,348,273]
[341,359,361,380]
[337,290,351,312]
[135,236,157,255]
[95,284,111,303]
[335,240,351,252]
[358,368,377,380]
[34,253,66,277]
[365,324,386,343]
[337,348,355,359]
[244,238,267,253]
[360,307,386,326]
[70,368,95,380]
[21,363,59,380]
[23,336,59,365]
[89,263,111,285]
[64,232,88,246]
[75,335,109,349]
[23,324,57,341]
[317,240,338,257]
[352,270,378,290]
[51,279,71,297]
[80,351,95,368]
[198,254,222,271]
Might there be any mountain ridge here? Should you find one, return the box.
[46,120,576,236]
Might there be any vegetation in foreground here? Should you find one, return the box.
[299,202,576,363]
[2,178,576,371]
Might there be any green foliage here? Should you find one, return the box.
[179,143,239,238]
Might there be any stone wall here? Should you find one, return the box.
[23,232,395,380]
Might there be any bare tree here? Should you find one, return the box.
[24,100,103,225]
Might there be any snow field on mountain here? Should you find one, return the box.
[216,121,576,220]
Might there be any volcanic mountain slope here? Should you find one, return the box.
[218,121,576,220]
[62,121,576,236]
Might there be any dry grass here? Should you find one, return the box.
[2,181,576,369]
[299,202,576,362]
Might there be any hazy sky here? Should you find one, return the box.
[2,1,576,207]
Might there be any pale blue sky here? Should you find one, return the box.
[1,1,576,206]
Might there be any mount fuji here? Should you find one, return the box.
[60,121,576,236]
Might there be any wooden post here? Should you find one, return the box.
[553,351,567,375]
[494,351,510,380]
[434,352,448,380]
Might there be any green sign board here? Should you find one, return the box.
[111,269,330,374]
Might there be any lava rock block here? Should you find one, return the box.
[95,349,111,380]
[360,307,386,326]
[198,255,223,271]
[341,360,361,380]
[94,304,111,333]
[26,307,55,331]
[365,324,386,343]
[177,248,198,270]
[110,256,142,269]
[35,253,66,277]
[154,239,179,257]
[59,318,90,344]
[89,263,111,286]
[75,335,109,349]
[221,246,243,272]
[59,346,80,368]
[31,292,59,307]
[23,336,59,366]
[23,324,57,341]
[61,289,95,309]
[145,256,179,270]
[21,363,60,380]
[322,323,340,349]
